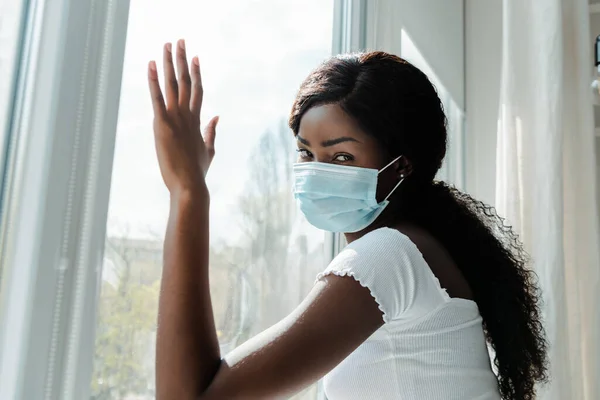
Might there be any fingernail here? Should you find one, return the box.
[166,42,172,53]
[193,56,200,66]
[179,39,186,51]
[148,61,158,78]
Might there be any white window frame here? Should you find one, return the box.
[324,0,368,261]
[0,0,130,398]
[0,1,356,399]
[0,0,29,207]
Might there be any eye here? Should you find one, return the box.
[296,148,313,160]
[334,154,354,162]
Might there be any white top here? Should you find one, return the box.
[316,228,501,400]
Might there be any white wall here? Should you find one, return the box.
[465,0,503,206]
[365,0,464,109]
[366,0,503,203]
[361,0,503,205]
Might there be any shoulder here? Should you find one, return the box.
[316,228,432,323]
[324,227,424,277]
[343,227,420,261]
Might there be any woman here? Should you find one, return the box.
[148,39,548,399]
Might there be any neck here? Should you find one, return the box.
[344,206,402,244]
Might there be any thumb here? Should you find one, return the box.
[204,115,219,154]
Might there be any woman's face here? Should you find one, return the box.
[295,104,387,169]
[295,103,403,233]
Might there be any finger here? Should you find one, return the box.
[163,42,179,110]
[147,61,167,118]
[176,39,191,109]
[190,56,203,123]
[204,116,219,159]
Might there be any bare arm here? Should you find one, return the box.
[149,40,222,398]
[200,273,384,400]
[149,40,385,400]
[157,189,220,398]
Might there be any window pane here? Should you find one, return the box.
[91,1,333,399]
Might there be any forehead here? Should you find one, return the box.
[297,104,371,143]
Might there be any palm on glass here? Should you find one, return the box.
[147,39,218,194]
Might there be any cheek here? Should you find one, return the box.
[354,147,389,170]
[358,140,392,169]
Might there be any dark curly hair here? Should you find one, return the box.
[289,52,549,400]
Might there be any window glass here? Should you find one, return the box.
[91,1,333,399]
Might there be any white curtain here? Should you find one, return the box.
[496,1,600,399]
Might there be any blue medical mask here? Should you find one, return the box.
[292,156,404,233]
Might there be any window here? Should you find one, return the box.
[0,1,468,398]
[91,1,334,399]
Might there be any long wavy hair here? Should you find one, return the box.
[289,52,548,400]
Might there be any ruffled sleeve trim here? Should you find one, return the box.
[315,268,390,323]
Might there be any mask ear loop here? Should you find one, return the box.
[383,176,405,201]
[378,155,403,174]
[377,155,405,202]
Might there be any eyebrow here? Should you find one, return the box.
[296,135,360,147]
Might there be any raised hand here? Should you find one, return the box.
[147,39,218,195]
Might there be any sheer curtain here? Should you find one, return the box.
[496,1,600,399]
